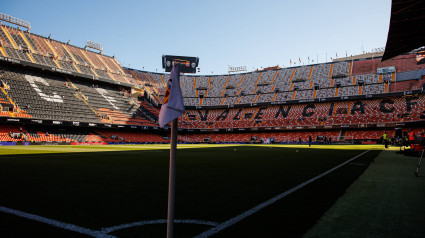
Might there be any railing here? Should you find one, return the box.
[0,13,31,31]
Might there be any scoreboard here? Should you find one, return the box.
[162,55,199,73]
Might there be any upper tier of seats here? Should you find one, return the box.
[0,25,138,86]
[1,25,424,109]
[128,54,425,107]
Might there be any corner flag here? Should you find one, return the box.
[159,63,185,128]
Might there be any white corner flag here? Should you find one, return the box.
[159,63,185,128]
[160,62,184,238]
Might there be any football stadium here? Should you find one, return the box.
[1,1,425,237]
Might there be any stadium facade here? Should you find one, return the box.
[0,22,424,144]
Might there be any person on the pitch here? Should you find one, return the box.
[383,132,388,149]
[408,130,415,147]
[309,135,312,147]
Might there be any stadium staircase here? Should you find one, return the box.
[338,130,346,141]
[65,78,101,118]
[1,26,18,49]
[0,46,7,57]
[94,130,113,141]
[137,101,158,121]
[0,84,30,118]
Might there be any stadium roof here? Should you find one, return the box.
[382,0,425,61]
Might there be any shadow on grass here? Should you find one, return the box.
[0,147,381,238]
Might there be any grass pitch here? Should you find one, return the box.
[0,144,381,237]
[304,149,425,238]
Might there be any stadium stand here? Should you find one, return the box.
[124,54,424,108]
[0,24,425,144]
[178,131,342,143]
[0,123,168,143]
[0,25,136,87]
[180,95,425,131]
[0,124,22,141]
[0,62,159,126]
[331,61,350,78]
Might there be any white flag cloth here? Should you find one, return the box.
[159,63,185,128]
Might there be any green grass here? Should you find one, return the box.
[0,144,381,237]
[0,144,382,155]
[304,150,425,238]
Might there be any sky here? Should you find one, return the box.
[3,0,392,75]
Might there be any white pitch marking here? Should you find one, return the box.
[0,206,116,238]
[194,148,375,238]
[101,219,218,234]
[0,150,166,159]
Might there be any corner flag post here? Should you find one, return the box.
[167,117,178,238]
[161,55,197,238]
[159,62,184,238]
